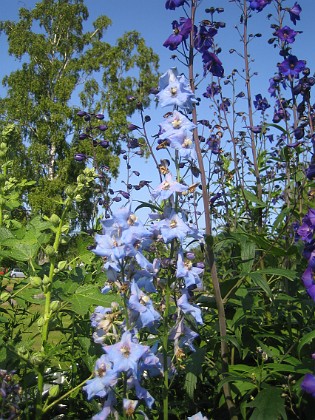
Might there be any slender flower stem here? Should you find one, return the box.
[188,2,236,417]
[242,0,263,229]
[162,279,171,420]
[36,207,68,419]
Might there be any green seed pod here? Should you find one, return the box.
[50,214,61,227]
[48,384,60,398]
[30,276,42,287]
[45,245,56,257]
[50,300,59,312]
[42,275,51,285]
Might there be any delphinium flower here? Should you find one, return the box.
[177,290,203,324]
[158,109,196,138]
[154,209,193,243]
[287,2,302,25]
[165,0,187,10]
[253,94,270,111]
[301,373,315,397]
[156,68,197,112]
[169,318,199,352]
[123,398,138,416]
[203,81,221,98]
[115,332,144,364]
[128,281,161,329]
[296,208,315,301]
[83,354,118,400]
[187,412,208,420]
[151,172,188,200]
[274,26,298,44]
[164,129,197,160]
[194,23,217,52]
[176,250,204,289]
[202,51,224,77]
[248,0,271,12]
[278,55,306,78]
[93,206,152,269]
[163,17,192,50]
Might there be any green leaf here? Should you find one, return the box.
[253,268,297,281]
[243,189,266,208]
[67,285,119,315]
[249,273,272,298]
[184,372,197,399]
[297,330,315,357]
[248,386,287,420]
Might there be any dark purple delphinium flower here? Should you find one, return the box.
[278,55,306,77]
[287,2,302,25]
[165,0,187,10]
[301,373,315,397]
[248,0,271,12]
[207,135,221,154]
[297,219,314,243]
[203,81,221,98]
[194,24,217,52]
[274,26,298,44]
[219,98,230,112]
[253,94,270,111]
[163,18,192,51]
[293,126,304,140]
[74,153,87,162]
[306,161,315,180]
[202,51,224,77]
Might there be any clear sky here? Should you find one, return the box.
[1,1,314,222]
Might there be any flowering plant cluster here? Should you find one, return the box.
[73,0,315,418]
[3,0,315,419]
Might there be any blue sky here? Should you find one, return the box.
[1,1,314,222]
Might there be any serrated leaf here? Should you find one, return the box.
[248,386,287,420]
[67,285,118,315]
[185,371,197,399]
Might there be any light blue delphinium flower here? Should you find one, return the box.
[151,172,188,201]
[91,389,117,420]
[157,68,197,112]
[158,110,196,139]
[176,251,204,289]
[169,318,199,351]
[83,354,118,400]
[123,398,138,416]
[178,290,203,324]
[166,128,197,161]
[104,331,149,374]
[188,412,208,420]
[127,376,155,409]
[155,210,192,243]
[128,281,161,329]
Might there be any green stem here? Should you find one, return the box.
[42,374,93,413]
[36,208,68,419]
[162,280,171,420]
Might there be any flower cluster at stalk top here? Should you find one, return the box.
[155,69,198,161]
[163,7,224,77]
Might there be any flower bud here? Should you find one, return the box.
[48,384,60,398]
[30,276,42,287]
